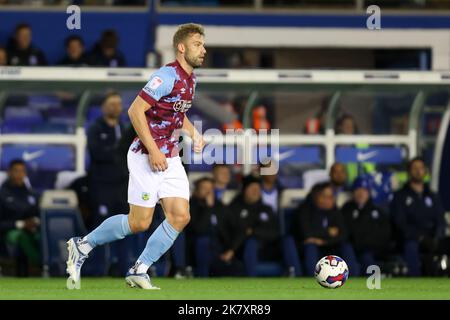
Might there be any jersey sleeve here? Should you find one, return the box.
[138,66,176,105]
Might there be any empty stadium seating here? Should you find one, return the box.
[40,190,109,277]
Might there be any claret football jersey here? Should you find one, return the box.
[131,60,196,158]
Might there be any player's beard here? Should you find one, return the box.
[185,49,203,68]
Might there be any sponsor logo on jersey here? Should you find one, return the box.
[173,100,192,113]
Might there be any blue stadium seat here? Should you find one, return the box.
[0,145,76,193]
[40,191,109,277]
[4,106,41,118]
[27,170,58,195]
[1,106,45,133]
[45,106,77,133]
[31,123,71,134]
[28,94,61,109]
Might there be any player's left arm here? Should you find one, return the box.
[182,115,205,153]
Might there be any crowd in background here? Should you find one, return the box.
[0,23,126,67]
[0,91,447,278]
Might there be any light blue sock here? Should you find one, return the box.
[86,214,132,248]
[137,219,179,268]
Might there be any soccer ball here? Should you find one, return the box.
[314,255,349,289]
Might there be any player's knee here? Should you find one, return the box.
[170,212,190,229]
[130,218,151,233]
[183,213,191,226]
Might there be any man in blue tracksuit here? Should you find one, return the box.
[390,157,446,276]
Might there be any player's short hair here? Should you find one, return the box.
[172,23,205,51]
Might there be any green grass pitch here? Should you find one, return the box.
[0,277,450,300]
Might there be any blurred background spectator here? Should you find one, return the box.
[335,113,377,183]
[7,23,47,66]
[329,162,350,208]
[335,114,359,135]
[260,160,283,216]
[0,160,40,277]
[212,164,231,203]
[87,30,126,67]
[58,35,88,67]
[390,157,446,276]
[86,91,127,229]
[187,177,243,277]
[228,175,300,276]
[342,175,392,273]
[304,102,327,135]
[292,182,359,276]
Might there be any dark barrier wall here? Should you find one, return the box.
[0,10,151,67]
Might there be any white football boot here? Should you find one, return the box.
[66,237,88,289]
[125,262,160,290]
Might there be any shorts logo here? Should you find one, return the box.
[142,192,150,201]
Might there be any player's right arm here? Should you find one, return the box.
[128,96,167,171]
[128,67,176,172]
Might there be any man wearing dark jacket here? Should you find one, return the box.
[87,91,128,229]
[187,177,243,277]
[228,175,301,276]
[293,182,359,276]
[58,35,88,67]
[342,175,391,273]
[0,160,40,275]
[390,157,446,276]
[7,23,47,66]
[87,30,126,67]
